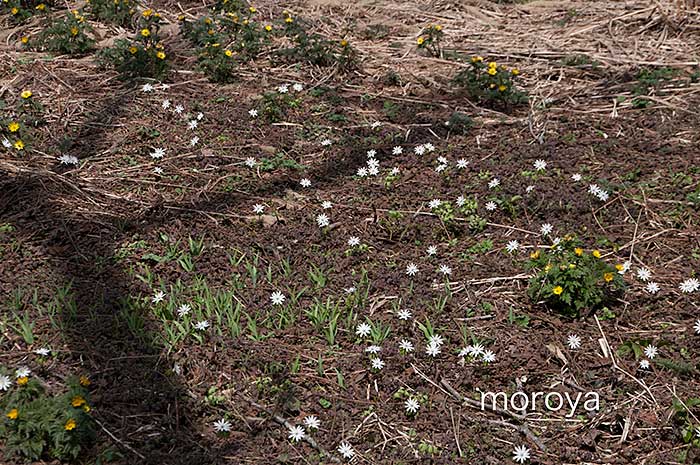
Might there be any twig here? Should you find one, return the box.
[93,417,146,460]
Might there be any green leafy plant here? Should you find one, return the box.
[98,9,169,79]
[0,372,95,462]
[1,89,41,153]
[526,236,625,316]
[445,111,473,134]
[277,13,357,69]
[2,0,51,23]
[197,44,238,83]
[453,56,527,107]
[35,9,95,55]
[87,0,133,26]
[416,23,444,57]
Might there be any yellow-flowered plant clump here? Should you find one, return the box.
[86,0,133,26]
[1,0,52,22]
[453,56,527,107]
[179,3,271,82]
[526,235,625,316]
[416,23,444,57]
[97,8,169,79]
[1,89,41,153]
[34,9,94,54]
[0,370,95,461]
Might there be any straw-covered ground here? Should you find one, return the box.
[1,0,700,464]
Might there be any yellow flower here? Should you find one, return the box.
[65,419,77,431]
[71,396,86,407]
[615,264,624,271]
[249,6,256,12]
[471,56,483,62]
[340,39,348,47]
[574,247,583,256]
[264,24,272,31]
[569,263,576,269]
[8,122,19,132]
[156,51,166,59]
[552,286,563,295]
[35,3,45,10]
[285,16,293,23]
[592,250,601,258]
[71,27,79,36]
[498,84,506,91]
[224,49,232,57]
[544,263,552,272]
[435,24,442,31]
[129,46,138,54]
[242,19,248,25]
[416,37,424,45]
[512,68,520,75]
[17,375,28,384]
[488,61,497,68]
[83,405,91,413]
[529,250,540,260]
[21,36,28,44]
[141,28,150,37]
[11,7,18,14]
[7,409,18,420]
[79,375,91,387]
[204,17,212,24]
[142,8,152,17]
[487,67,497,76]
[604,272,614,282]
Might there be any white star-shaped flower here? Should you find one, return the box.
[567,334,581,350]
[150,147,165,159]
[288,425,305,442]
[397,309,412,320]
[399,339,414,353]
[512,445,531,463]
[643,344,658,359]
[316,213,330,228]
[405,398,420,414]
[540,223,553,236]
[505,240,519,253]
[370,358,385,370]
[152,290,166,304]
[303,415,320,430]
[270,291,286,305]
[356,322,371,338]
[213,418,232,433]
[645,282,660,294]
[337,442,354,459]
